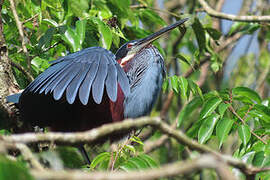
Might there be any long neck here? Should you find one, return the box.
[122,46,165,118]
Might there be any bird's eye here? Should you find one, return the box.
[127,43,133,49]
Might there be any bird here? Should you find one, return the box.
[7,18,188,163]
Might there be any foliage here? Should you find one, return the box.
[0,155,34,180]
[88,136,158,171]
[1,0,270,179]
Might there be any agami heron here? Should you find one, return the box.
[7,19,188,157]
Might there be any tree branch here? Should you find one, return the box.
[0,141,44,170]
[1,116,270,175]
[198,0,270,22]
[8,0,31,69]
[29,155,236,180]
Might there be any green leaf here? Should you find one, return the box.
[0,129,10,135]
[90,152,111,169]
[218,102,230,117]
[178,97,203,128]
[119,155,156,171]
[169,75,179,93]
[205,27,222,40]
[119,161,138,171]
[137,154,158,168]
[251,141,267,152]
[216,117,234,148]
[110,0,131,12]
[253,104,270,123]
[176,54,193,68]
[252,151,270,167]
[242,151,256,164]
[92,18,112,50]
[210,60,220,73]
[125,145,136,154]
[162,78,169,92]
[61,26,80,52]
[232,87,262,104]
[31,57,50,73]
[139,9,166,26]
[192,17,206,53]
[199,97,222,119]
[228,22,245,35]
[188,79,203,99]
[68,0,89,18]
[42,19,59,27]
[127,157,149,169]
[238,124,251,147]
[198,114,220,144]
[56,147,84,169]
[0,155,34,180]
[75,20,86,45]
[245,23,260,34]
[130,136,144,146]
[38,27,56,49]
[179,76,188,100]
[187,119,204,138]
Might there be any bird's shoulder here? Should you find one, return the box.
[50,47,116,65]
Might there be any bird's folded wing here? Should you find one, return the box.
[24,47,130,105]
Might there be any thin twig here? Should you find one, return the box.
[15,143,44,171]
[242,105,254,121]
[110,138,129,171]
[227,92,266,144]
[183,32,242,78]
[23,14,39,24]
[9,0,31,69]
[198,0,270,22]
[10,61,34,82]
[228,105,267,144]
[0,141,44,170]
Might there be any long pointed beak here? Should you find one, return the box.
[136,18,188,48]
[120,18,188,67]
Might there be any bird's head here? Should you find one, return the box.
[115,18,188,67]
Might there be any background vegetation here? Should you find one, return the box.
[0,0,269,179]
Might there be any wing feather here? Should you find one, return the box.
[79,62,99,105]
[116,65,130,97]
[66,63,92,104]
[22,47,130,105]
[105,64,117,102]
[92,61,108,104]
[41,62,74,94]
[26,61,69,92]
[53,63,81,101]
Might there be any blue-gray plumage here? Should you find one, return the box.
[123,46,165,118]
[24,47,130,105]
[7,18,188,135]
[6,19,188,165]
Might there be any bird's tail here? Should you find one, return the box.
[6,93,21,104]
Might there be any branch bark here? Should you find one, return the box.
[29,155,236,180]
[2,116,270,175]
[9,0,31,69]
[198,0,270,22]
[1,141,44,170]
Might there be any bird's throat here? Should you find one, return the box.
[119,53,135,67]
